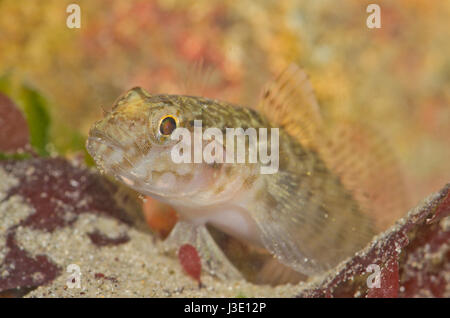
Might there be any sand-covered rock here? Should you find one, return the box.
[0,157,448,297]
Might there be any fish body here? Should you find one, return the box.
[87,65,407,283]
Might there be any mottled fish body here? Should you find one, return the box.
[87,65,408,284]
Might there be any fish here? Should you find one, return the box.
[86,64,408,285]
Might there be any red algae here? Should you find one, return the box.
[0,232,60,293]
[297,184,450,298]
[0,93,29,153]
[0,158,138,294]
[2,158,133,232]
[88,230,130,247]
[367,257,399,298]
[178,244,202,283]
[94,272,118,284]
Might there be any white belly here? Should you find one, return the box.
[177,204,263,247]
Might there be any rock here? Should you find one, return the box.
[0,158,296,297]
[296,184,450,298]
[0,157,448,297]
[0,93,29,153]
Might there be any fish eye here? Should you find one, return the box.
[159,115,177,136]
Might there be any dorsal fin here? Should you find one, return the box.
[173,59,223,100]
[257,63,324,149]
[257,64,410,232]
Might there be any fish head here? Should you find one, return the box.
[86,87,257,207]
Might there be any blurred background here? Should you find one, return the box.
[0,0,449,208]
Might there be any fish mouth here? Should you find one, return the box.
[86,128,180,200]
[87,129,124,156]
[87,132,141,188]
[87,128,218,204]
[86,128,129,177]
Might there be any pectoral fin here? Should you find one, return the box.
[249,170,375,276]
[164,221,243,280]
